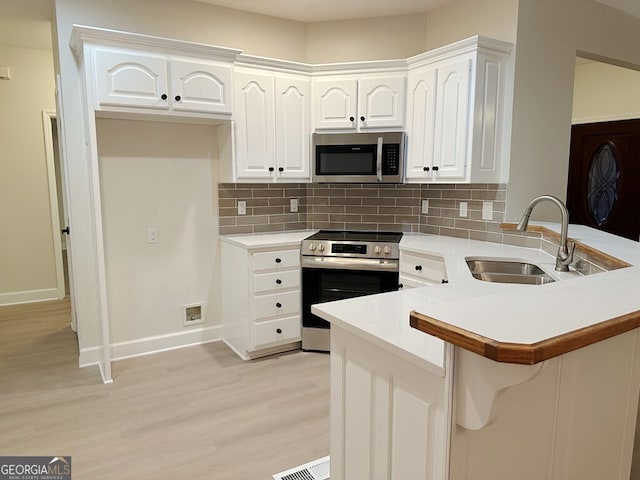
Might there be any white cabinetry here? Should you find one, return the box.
[313,74,406,131]
[405,37,512,183]
[399,248,447,288]
[232,66,310,182]
[92,47,233,116]
[222,240,302,359]
[331,325,448,479]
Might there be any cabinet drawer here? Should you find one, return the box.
[253,249,300,272]
[399,274,438,289]
[400,253,447,284]
[253,316,301,348]
[254,270,300,294]
[254,290,301,321]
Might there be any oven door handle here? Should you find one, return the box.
[302,256,399,271]
[376,136,383,182]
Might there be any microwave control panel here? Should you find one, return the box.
[382,144,400,175]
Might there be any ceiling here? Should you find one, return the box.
[1,0,639,50]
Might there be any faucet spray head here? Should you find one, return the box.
[516,210,532,232]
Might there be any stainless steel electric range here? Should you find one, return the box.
[301,230,403,352]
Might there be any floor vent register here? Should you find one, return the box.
[272,455,330,480]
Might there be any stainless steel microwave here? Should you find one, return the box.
[312,132,406,183]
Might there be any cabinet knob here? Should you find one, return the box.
[276,328,282,334]
[276,279,282,285]
[269,167,275,172]
[442,279,449,284]
[360,116,365,122]
[423,166,430,172]
[415,265,422,271]
[275,258,282,263]
[349,116,355,122]
[278,167,284,172]
[432,166,439,172]
[276,302,282,308]
[174,95,181,102]
[161,93,168,100]
[398,283,404,289]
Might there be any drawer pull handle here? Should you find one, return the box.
[275,258,282,263]
[276,302,282,308]
[415,265,422,271]
[276,279,282,285]
[276,328,282,334]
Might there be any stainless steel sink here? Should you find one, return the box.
[466,258,555,285]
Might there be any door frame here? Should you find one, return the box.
[42,110,66,302]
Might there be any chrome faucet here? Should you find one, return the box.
[516,195,575,272]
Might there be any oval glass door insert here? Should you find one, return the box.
[587,143,620,226]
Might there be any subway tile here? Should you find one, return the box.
[220,225,252,235]
[218,198,237,208]
[363,197,395,206]
[443,189,473,199]
[395,215,420,224]
[254,223,286,233]
[269,214,301,224]
[218,188,254,199]
[379,206,415,215]
[455,219,487,231]
[237,215,271,226]
[330,197,363,206]
[306,213,329,222]
[305,196,330,206]
[313,205,346,214]
[325,188,346,197]
[427,217,455,227]
[421,189,443,199]
[252,189,285,198]
[396,197,422,207]
[502,234,542,249]
[470,231,504,244]
[362,214,396,223]
[419,225,440,235]
[218,217,237,226]
[219,207,240,217]
[252,206,285,216]
[345,205,378,215]
[439,227,470,239]
[284,222,308,231]
[428,199,456,209]
[246,198,270,207]
[472,189,506,201]
[330,214,363,223]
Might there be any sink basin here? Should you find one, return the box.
[466,258,555,285]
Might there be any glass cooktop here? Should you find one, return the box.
[305,230,403,243]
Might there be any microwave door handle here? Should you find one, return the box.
[376,136,383,182]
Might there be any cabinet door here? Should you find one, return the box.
[433,57,471,180]
[170,59,232,114]
[405,67,437,180]
[94,49,168,109]
[313,78,358,130]
[275,75,310,180]
[358,76,406,129]
[234,70,275,179]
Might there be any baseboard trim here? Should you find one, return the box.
[0,288,61,306]
[79,325,223,370]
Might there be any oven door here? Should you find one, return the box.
[302,262,400,330]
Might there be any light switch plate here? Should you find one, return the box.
[482,201,493,220]
[290,198,298,213]
[421,199,429,214]
[147,227,158,244]
[459,202,468,217]
[237,200,246,215]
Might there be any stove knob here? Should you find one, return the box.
[374,246,382,254]
[383,246,391,254]
[308,242,316,251]
[318,243,325,252]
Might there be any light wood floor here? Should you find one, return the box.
[0,297,330,479]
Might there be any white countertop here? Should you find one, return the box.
[313,225,640,372]
[220,230,316,249]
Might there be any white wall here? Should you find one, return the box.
[0,44,57,304]
[425,0,518,48]
[505,0,640,221]
[306,13,428,63]
[97,119,221,351]
[573,60,640,124]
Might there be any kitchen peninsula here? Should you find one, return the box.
[313,224,640,480]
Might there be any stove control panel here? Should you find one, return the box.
[302,240,399,259]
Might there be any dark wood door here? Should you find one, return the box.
[566,119,640,241]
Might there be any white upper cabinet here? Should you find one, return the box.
[405,38,511,184]
[232,66,311,182]
[93,47,233,116]
[94,49,169,110]
[275,75,311,179]
[313,75,406,132]
[170,59,232,114]
[234,70,276,179]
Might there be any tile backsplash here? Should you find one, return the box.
[219,182,524,242]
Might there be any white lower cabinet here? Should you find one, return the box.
[221,241,302,359]
[399,248,447,288]
[331,325,448,480]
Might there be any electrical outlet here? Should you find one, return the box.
[482,201,493,220]
[290,198,298,213]
[147,227,158,244]
[237,200,246,215]
[421,199,429,214]
[459,202,468,217]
